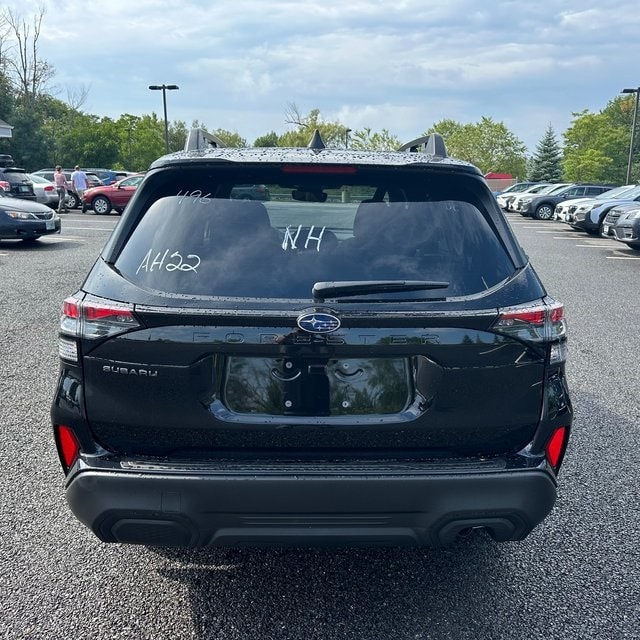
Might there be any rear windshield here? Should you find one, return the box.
[114,166,515,300]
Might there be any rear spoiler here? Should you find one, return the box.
[398,133,447,158]
[184,128,226,151]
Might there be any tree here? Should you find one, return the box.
[349,128,401,151]
[528,124,563,182]
[279,104,348,148]
[2,7,54,100]
[212,128,246,147]
[563,148,613,183]
[563,98,634,184]
[424,117,527,177]
[254,131,279,147]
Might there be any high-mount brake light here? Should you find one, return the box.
[545,426,568,471]
[55,424,80,471]
[281,165,358,174]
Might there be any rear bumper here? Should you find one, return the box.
[66,463,558,548]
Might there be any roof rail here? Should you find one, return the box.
[398,133,447,158]
[184,128,226,151]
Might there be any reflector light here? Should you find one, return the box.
[545,426,567,469]
[56,424,80,470]
[58,336,78,362]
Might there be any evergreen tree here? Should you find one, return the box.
[528,125,563,182]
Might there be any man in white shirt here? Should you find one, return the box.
[70,165,89,205]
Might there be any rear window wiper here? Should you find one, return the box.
[312,280,449,301]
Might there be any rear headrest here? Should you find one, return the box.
[353,202,389,239]
[211,199,271,231]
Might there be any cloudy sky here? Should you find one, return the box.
[7,0,640,152]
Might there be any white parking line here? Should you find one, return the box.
[606,255,640,260]
[42,236,85,242]
[62,226,115,231]
[575,244,615,248]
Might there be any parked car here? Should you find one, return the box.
[0,155,37,201]
[496,183,550,211]
[230,184,271,200]
[491,181,537,197]
[29,173,59,208]
[610,204,640,250]
[516,184,614,220]
[555,184,637,222]
[0,188,61,242]
[51,129,572,549]
[82,168,119,185]
[82,174,145,215]
[32,169,103,208]
[113,170,139,181]
[566,184,640,234]
[511,183,571,214]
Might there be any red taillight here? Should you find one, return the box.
[498,309,546,325]
[85,303,135,323]
[545,426,568,470]
[44,185,55,192]
[63,298,79,319]
[55,424,80,471]
[60,296,139,340]
[492,301,567,346]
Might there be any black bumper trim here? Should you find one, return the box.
[66,468,557,548]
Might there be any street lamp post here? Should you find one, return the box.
[345,128,352,149]
[148,84,179,154]
[622,87,640,184]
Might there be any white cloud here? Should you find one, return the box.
[4,0,640,150]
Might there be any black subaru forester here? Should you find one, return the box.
[51,131,572,548]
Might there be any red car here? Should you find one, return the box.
[82,174,145,215]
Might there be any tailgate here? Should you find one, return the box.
[82,314,545,457]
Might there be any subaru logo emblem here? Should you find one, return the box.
[297,312,341,334]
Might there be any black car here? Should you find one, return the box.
[51,130,572,548]
[0,155,37,201]
[0,189,61,241]
[516,183,613,220]
[609,204,640,250]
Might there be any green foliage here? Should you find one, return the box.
[212,129,246,148]
[424,117,528,178]
[277,107,348,148]
[349,128,401,151]
[0,72,15,123]
[253,131,279,147]
[563,148,613,183]
[528,124,563,182]
[562,97,632,184]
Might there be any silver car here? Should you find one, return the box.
[29,173,59,208]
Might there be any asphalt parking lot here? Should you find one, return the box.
[0,211,638,639]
